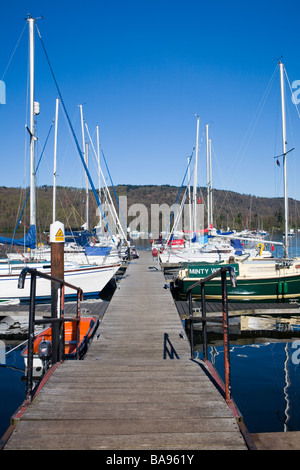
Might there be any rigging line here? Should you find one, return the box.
[163,151,194,245]
[230,64,278,183]
[1,22,27,81]
[101,148,128,234]
[84,123,127,239]
[35,24,114,242]
[12,119,54,242]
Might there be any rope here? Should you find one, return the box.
[11,120,54,243]
[1,22,27,81]
[35,24,115,242]
[101,148,128,236]
[163,151,194,245]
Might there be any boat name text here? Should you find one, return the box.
[188,264,239,277]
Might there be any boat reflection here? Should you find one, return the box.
[190,313,300,347]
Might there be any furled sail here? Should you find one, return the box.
[0,224,36,249]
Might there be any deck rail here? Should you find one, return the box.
[186,266,237,401]
[18,267,83,402]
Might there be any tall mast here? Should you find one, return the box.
[85,142,89,230]
[193,115,199,235]
[209,138,213,228]
[96,125,101,231]
[206,124,210,230]
[96,125,101,198]
[187,155,192,239]
[53,98,59,223]
[27,15,36,229]
[279,61,289,257]
[79,104,89,230]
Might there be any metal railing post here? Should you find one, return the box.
[188,289,194,358]
[201,282,208,361]
[18,267,84,401]
[221,268,231,401]
[25,270,37,403]
[59,284,65,362]
[186,265,237,399]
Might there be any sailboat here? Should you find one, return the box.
[30,101,122,267]
[173,61,300,303]
[0,16,121,302]
[159,119,271,267]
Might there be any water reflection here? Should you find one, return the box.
[191,315,300,433]
[191,313,300,346]
[0,341,26,438]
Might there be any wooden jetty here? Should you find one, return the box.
[2,250,250,450]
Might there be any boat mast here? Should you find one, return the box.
[96,125,101,198]
[279,61,289,257]
[85,141,89,230]
[79,104,89,230]
[27,15,36,230]
[193,115,200,236]
[96,125,102,231]
[209,137,213,228]
[206,124,210,230]
[53,98,59,223]
[187,155,192,240]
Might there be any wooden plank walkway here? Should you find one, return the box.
[3,250,248,450]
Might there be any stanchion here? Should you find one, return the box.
[50,221,65,364]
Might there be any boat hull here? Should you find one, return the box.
[173,261,300,303]
[23,316,99,376]
[0,262,121,302]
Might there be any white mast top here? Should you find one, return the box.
[53,98,59,223]
[279,61,289,257]
[96,125,101,230]
[193,115,200,235]
[27,15,36,229]
[79,104,89,230]
[206,124,210,230]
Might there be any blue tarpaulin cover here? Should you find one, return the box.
[0,224,36,249]
[85,245,112,256]
[231,238,244,255]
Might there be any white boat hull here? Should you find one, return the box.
[0,261,121,301]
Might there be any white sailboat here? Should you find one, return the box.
[159,118,269,266]
[0,16,121,302]
[31,101,122,267]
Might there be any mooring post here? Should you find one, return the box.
[50,221,65,364]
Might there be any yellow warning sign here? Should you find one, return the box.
[55,228,64,242]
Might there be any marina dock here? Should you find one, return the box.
[2,250,250,450]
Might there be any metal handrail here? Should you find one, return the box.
[18,267,84,402]
[186,266,237,401]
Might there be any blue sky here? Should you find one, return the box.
[1,0,300,200]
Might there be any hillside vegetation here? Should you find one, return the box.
[0,184,299,237]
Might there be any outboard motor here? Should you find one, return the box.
[38,340,52,373]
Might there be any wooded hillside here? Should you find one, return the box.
[0,184,299,235]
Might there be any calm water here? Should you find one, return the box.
[0,342,26,438]
[195,340,300,433]
[191,232,300,434]
[1,233,300,438]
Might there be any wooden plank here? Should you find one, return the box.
[4,251,248,450]
[251,432,300,450]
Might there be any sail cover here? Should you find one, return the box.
[0,224,36,249]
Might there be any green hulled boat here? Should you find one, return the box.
[173,259,300,303]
